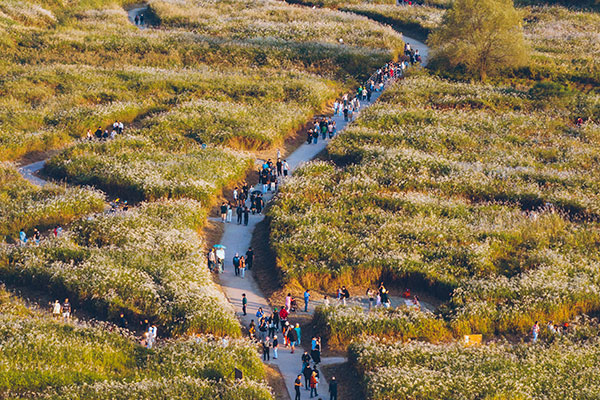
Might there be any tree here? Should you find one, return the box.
[428,0,529,81]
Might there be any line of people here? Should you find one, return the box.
[87,120,125,141]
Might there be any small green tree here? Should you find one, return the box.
[428,0,529,80]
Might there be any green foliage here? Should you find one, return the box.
[429,0,529,80]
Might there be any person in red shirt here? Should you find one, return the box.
[279,307,289,330]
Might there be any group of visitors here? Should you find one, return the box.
[19,225,62,246]
[87,121,125,141]
[404,42,422,64]
[207,246,253,275]
[255,307,302,358]
[532,320,571,342]
[51,298,71,322]
[306,117,337,144]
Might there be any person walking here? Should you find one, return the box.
[295,374,303,400]
[207,248,216,272]
[304,289,310,312]
[329,376,338,400]
[242,293,247,316]
[287,322,298,353]
[282,160,290,181]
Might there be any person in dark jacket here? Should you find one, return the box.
[329,376,338,400]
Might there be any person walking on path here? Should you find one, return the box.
[207,248,216,272]
[226,202,233,222]
[282,159,290,181]
[304,289,310,312]
[295,375,303,400]
[329,377,338,400]
[242,293,247,316]
[287,323,298,353]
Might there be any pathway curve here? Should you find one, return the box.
[18,160,47,186]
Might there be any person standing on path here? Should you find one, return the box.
[242,293,247,316]
[243,206,249,226]
[329,377,338,400]
[52,300,61,320]
[295,323,302,345]
[287,323,298,353]
[272,335,279,359]
[245,247,254,270]
[233,253,240,276]
[295,374,303,400]
[226,202,233,222]
[220,202,227,222]
[304,289,310,312]
[303,363,313,390]
[310,370,319,398]
[262,337,271,361]
[236,204,243,224]
[240,256,246,278]
[282,160,290,181]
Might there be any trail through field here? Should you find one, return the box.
[17,160,47,186]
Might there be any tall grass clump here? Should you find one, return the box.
[0,287,270,399]
[349,327,600,400]
[1,200,240,337]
